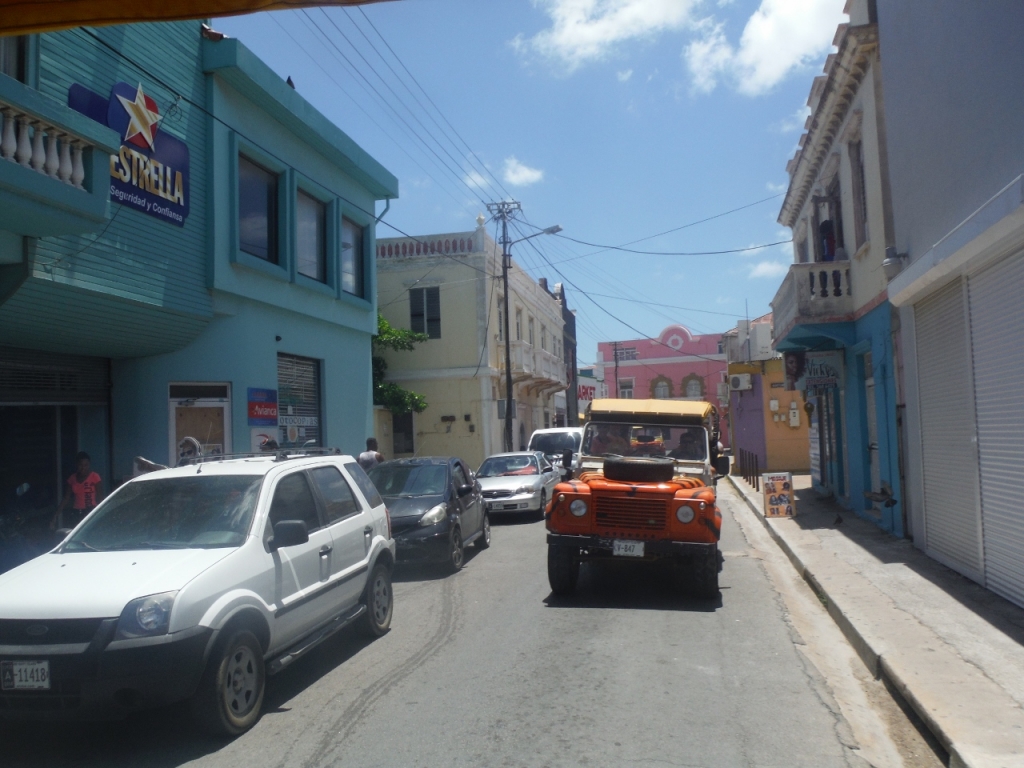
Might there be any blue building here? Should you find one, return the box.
[769,3,904,536]
[0,22,396,558]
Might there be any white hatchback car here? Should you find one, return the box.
[0,452,395,736]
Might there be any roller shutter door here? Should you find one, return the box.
[915,279,983,579]
[969,251,1024,607]
[277,353,322,448]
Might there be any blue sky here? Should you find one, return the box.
[217,0,847,365]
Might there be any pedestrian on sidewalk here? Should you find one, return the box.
[51,452,103,530]
[358,438,384,471]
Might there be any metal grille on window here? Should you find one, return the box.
[277,353,321,449]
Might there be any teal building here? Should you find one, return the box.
[0,23,397,558]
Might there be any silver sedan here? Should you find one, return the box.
[476,452,561,515]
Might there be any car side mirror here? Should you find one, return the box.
[269,519,309,551]
[457,483,474,497]
[714,456,730,477]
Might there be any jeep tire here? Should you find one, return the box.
[603,456,675,482]
[689,547,720,599]
[547,544,579,596]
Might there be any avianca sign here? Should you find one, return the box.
[69,82,190,227]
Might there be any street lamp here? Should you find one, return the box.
[499,223,562,452]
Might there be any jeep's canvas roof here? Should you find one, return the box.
[587,398,716,424]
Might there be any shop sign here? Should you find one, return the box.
[762,472,796,517]
[279,415,319,427]
[69,82,190,227]
[784,350,844,392]
[577,382,596,407]
[247,388,278,426]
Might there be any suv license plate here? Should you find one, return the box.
[612,540,644,557]
[1,660,50,690]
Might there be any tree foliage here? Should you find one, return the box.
[372,313,428,414]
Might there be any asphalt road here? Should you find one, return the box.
[2,483,941,768]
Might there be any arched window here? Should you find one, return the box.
[654,380,670,399]
[686,378,703,398]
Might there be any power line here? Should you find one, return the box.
[552,235,792,257]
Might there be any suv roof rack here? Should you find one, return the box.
[181,448,344,466]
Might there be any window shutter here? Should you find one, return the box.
[410,288,425,334]
[426,286,441,339]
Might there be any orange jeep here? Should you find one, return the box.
[545,399,729,597]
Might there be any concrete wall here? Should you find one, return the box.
[877,0,1024,264]
[760,358,811,472]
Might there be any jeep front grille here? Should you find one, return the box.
[594,497,668,531]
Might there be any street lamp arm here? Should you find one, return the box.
[509,225,562,246]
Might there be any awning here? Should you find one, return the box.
[0,0,395,36]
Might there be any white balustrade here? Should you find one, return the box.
[0,106,90,189]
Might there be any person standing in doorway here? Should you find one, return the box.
[358,438,384,471]
[51,452,103,530]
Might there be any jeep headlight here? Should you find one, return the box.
[419,503,447,527]
[115,591,177,640]
[676,506,695,524]
[569,499,588,517]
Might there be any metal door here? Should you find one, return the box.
[863,352,881,513]
[969,251,1024,607]
[915,279,983,580]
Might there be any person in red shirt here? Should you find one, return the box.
[51,452,103,530]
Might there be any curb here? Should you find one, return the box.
[724,474,971,768]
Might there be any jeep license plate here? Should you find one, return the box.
[612,540,644,557]
[1,660,50,690]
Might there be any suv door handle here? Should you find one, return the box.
[319,545,333,555]
[364,525,374,534]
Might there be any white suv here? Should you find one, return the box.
[0,452,395,736]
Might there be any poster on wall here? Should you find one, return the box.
[762,472,796,517]
[784,351,844,392]
[808,400,821,482]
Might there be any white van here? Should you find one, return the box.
[527,427,584,471]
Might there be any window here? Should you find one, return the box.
[410,286,441,339]
[515,310,522,341]
[393,411,414,454]
[277,353,321,448]
[849,140,869,248]
[797,236,809,263]
[685,378,704,398]
[543,410,550,428]
[541,325,547,351]
[310,466,360,523]
[654,380,670,399]
[297,191,326,282]
[267,473,321,536]
[238,155,278,263]
[345,462,383,508]
[528,318,535,346]
[342,217,364,297]
[0,36,27,82]
[618,378,634,399]
[614,346,637,362]
[452,463,469,490]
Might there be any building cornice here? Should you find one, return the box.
[779,24,879,228]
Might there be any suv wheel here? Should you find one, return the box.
[689,548,720,599]
[360,561,393,637]
[446,525,464,573]
[475,513,491,550]
[192,629,265,736]
[547,544,579,595]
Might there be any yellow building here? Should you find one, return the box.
[374,215,570,469]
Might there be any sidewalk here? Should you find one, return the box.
[727,474,1024,768]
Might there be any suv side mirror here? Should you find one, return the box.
[269,519,309,551]
[714,456,730,477]
[457,483,474,497]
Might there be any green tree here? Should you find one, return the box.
[372,312,428,414]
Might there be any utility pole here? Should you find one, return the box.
[612,341,620,398]
[487,200,521,453]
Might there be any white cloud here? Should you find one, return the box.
[766,181,787,194]
[685,0,847,95]
[775,105,811,133]
[463,170,488,189]
[514,0,699,72]
[617,68,634,82]
[749,260,789,278]
[503,156,544,186]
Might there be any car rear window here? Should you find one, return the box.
[345,462,384,508]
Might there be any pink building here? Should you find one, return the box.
[596,325,729,447]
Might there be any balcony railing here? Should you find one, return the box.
[0,76,120,237]
[771,261,853,342]
[501,339,567,390]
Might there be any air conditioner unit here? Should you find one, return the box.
[730,374,752,391]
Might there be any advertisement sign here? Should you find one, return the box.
[69,82,190,226]
[247,388,278,426]
[784,350,844,392]
[762,473,796,517]
[577,382,596,410]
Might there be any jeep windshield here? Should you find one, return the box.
[61,475,263,552]
[581,422,707,461]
